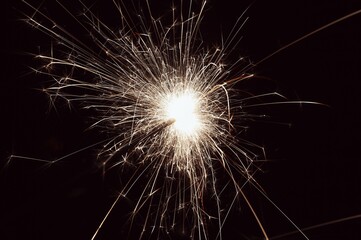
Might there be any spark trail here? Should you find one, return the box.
[17,0,359,239]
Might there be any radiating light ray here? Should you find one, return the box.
[270,213,361,240]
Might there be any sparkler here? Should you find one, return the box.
[16,0,361,239]
[21,1,261,238]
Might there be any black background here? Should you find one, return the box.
[2,0,361,239]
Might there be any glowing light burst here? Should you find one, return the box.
[164,90,201,136]
[20,0,296,239]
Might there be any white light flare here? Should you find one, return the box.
[165,90,202,136]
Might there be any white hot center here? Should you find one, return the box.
[166,92,201,136]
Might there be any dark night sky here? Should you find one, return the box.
[2,0,361,239]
